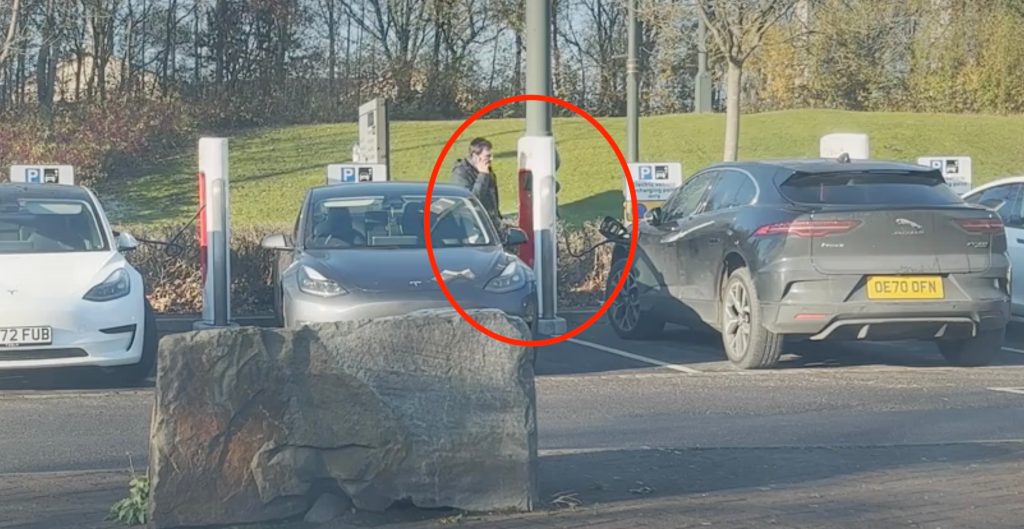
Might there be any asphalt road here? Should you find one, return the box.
[1,317,1023,475]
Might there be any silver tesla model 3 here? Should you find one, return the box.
[261,182,537,329]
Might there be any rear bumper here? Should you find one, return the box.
[762,299,1009,340]
[755,256,1011,340]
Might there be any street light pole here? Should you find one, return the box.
[526,0,552,136]
[522,0,565,336]
[626,0,639,163]
[694,16,713,113]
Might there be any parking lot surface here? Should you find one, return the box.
[1,314,1022,528]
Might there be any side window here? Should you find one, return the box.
[705,170,755,212]
[733,177,757,207]
[965,184,1023,227]
[664,171,717,222]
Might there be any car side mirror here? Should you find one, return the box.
[504,227,529,246]
[644,207,664,226]
[980,198,1005,211]
[261,234,293,251]
[116,232,139,252]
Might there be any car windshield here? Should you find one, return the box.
[779,171,964,205]
[0,198,107,254]
[304,194,495,249]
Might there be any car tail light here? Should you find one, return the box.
[754,219,861,237]
[955,217,1004,234]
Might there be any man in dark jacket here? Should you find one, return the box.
[450,137,502,230]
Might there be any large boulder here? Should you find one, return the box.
[148,309,538,529]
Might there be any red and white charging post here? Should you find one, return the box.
[194,137,236,330]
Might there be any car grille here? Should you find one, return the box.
[0,348,89,361]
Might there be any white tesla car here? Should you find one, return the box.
[0,182,156,382]
[962,176,1024,322]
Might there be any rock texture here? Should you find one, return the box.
[148,309,537,529]
[304,493,351,523]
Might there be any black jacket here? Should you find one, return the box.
[450,159,501,224]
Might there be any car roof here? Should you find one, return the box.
[962,175,1024,196]
[706,159,938,175]
[0,182,95,201]
[308,181,472,200]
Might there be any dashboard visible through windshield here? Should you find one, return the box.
[304,194,495,249]
[0,197,108,254]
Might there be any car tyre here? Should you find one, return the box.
[937,328,1004,367]
[720,267,783,369]
[106,299,158,385]
[606,258,664,339]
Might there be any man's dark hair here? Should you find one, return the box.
[468,137,492,155]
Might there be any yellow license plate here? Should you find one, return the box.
[866,276,944,300]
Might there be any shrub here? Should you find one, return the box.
[119,222,610,315]
[119,223,286,315]
[0,100,196,186]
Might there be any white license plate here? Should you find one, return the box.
[0,326,52,348]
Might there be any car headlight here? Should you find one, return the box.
[485,261,527,293]
[83,268,131,302]
[298,265,347,297]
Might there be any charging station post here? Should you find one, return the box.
[522,0,566,337]
[194,137,236,330]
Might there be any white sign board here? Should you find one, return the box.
[327,164,388,184]
[820,133,870,160]
[355,98,389,166]
[917,156,972,195]
[9,165,75,185]
[623,162,684,202]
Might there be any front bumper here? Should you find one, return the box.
[285,283,537,327]
[0,293,146,370]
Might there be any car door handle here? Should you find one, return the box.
[660,220,715,244]
[1017,238,1024,244]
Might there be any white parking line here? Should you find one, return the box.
[989,387,1024,396]
[567,338,703,374]
[1002,346,1024,355]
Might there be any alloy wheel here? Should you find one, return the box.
[610,266,641,332]
[724,280,752,357]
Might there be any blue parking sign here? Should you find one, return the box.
[26,168,41,183]
[342,167,356,182]
[639,165,653,180]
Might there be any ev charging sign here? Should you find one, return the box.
[917,156,972,195]
[326,163,388,185]
[624,163,684,201]
[10,165,75,185]
[623,162,683,221]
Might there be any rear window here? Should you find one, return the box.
[779,171,963,205]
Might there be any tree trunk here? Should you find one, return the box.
[0,0,21,67]
[327,0,337,102]
[213,0,225,88]
[344,15,351,103]
[513,30,522,96]
[36,0,55,122]
[122,0,134,96]
[161,0,176,97]
[723,59,743,162]
[192,0,199,93]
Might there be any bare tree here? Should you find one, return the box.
[696,0,800,161]
[0,0,21,66]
